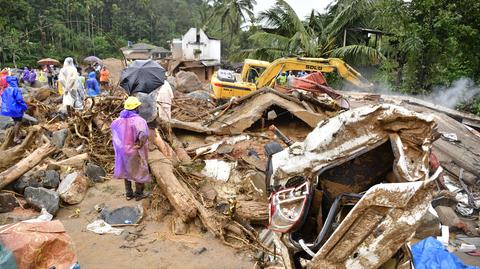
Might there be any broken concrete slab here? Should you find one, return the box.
[24,187,60,215]
[57,172,88,204]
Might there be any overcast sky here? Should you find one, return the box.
[254,0,334,19]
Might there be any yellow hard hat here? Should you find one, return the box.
[124,96,142,110]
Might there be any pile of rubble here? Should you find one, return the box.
[1,70,480,268]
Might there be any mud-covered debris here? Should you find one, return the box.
[173,217,188,235]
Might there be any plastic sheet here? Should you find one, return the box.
[412,237,477,269]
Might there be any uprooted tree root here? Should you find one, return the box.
[172,167,274,254]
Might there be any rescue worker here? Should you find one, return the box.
[111,96,150,201]
[1,76,28,143]
[99,66,110,88]
[277,72,287,86]
[58,57,82,113]
[86,71,100,97]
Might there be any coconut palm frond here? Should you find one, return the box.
[331,44,385,65]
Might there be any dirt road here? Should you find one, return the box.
[57,179,254,269]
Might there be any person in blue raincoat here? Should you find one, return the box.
[85,71,100,97]
[1,76,27,143]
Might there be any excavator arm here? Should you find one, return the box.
[256,57,373,89]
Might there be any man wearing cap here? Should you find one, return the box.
[111,96,150,200]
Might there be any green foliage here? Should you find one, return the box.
[0,0,206,67]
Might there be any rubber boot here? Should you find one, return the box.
[134,183,148,201]
[124,180,134,200]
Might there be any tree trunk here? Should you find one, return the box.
[235,200,269,224]
[0,143,56,189]
[147,150,197,222]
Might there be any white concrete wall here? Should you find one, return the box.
[179,28,221,61]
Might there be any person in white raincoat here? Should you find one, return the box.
[58,57,81,112]
[156,80,174,140]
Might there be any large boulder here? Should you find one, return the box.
[134,92,158,123]
[31,87,51,101]
[57,172,88,204]
[166,76,177,91]
[24,187,60,215]
[175,71,203,93]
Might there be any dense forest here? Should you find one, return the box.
[1,0,480,113]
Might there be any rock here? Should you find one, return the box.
[57,172,89,204]
[217,144,234,155]
[13,174,41,194]
[100,205,144,225]
[166,76,177,91]
[42,170,60,189]
[192,247,207,255]
[0,116,14,130]
[134,92,158,123]
[0,193,19,213]
[175,71,203,93]
[435,206,461,227]
[415,205,441,239]
[22,114,38,125]
[24,187,60,215]
[186,90,211,101]
[246,171,267,195]
[32,87,51,101]
[85,163,106,183]
[51,128,69,148]
[173,217,188,235]
[0,207,39,225]
[199,185,217,201]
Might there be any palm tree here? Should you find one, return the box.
[246,0,385,65]
[208,0,257,41]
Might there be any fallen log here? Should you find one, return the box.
[0,128,15,150]
[147,150,197,222]
[235,201,269,224]
[171,134,192,163]
[0,143,56,189]
[0,126,41,171]
[49,153,89,169]
[149,129,176,161]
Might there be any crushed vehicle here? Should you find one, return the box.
[211,57,372,101]
[259,104,442,269]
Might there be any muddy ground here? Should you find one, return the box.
[56,179,254,269]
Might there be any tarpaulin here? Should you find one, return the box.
[412,237,477,269]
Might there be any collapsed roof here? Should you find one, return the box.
[171,88,341,135]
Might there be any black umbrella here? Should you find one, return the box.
[120,60,165,95]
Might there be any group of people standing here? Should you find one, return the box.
[1,56,156,201]
[57,57,110,112]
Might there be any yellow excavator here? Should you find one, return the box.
[211,57,373,100]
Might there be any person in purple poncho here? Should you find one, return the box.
[110,96,150,200]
